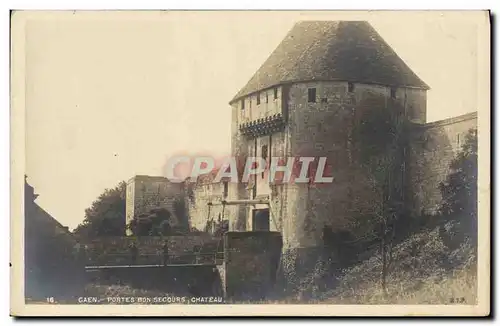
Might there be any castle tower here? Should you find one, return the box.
[229,21,429,288]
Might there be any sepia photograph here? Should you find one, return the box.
[9,10,490,316]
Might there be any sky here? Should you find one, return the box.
[23,11,483,229]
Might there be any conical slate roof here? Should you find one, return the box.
[230,21,429,103]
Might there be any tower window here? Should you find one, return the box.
[390,87,397,99]
[274,87,278,100]
[241,99,245,110]
[266,92,269,103]
[348,82,355,93]
[249,97,252,108]
[257,93,261,105]
[308,88,317,103]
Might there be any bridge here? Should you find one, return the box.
[84,251,224,271]
[82,232,282,301]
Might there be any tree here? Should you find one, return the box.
[127,208,173,236]
[438,128,478,241]
[347,98,409,296]
[73,181,126,238]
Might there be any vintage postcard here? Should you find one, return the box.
[10,10,490,317]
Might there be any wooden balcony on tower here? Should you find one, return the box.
[239,113,285,138]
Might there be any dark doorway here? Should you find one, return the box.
[252,209,270,231]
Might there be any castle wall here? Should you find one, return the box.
[84,234,219,265]
[125,175,185,235]
[125,181,135,228]
[186,180,238,232]
[187,182,217,232]
[408,112,478,216]
[403,87,427,124]
[230,99,251,231]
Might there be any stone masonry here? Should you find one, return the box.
[125,175,185,235]
[408,112,478,215]
[185,172,237,233]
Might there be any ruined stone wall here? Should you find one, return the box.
[84,234,220,265]
[407,112,478,216]
[186,178,285,234]
[125,175,185,235]
[186,181,238,232]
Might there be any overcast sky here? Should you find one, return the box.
[23,11,483,229]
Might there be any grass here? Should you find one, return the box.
[316,224,478,305]
[323,266,477,305]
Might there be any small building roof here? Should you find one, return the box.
[230,21,429,104]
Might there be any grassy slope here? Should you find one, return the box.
[320,225,477,304]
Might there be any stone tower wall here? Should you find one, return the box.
[284,81,427,249]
